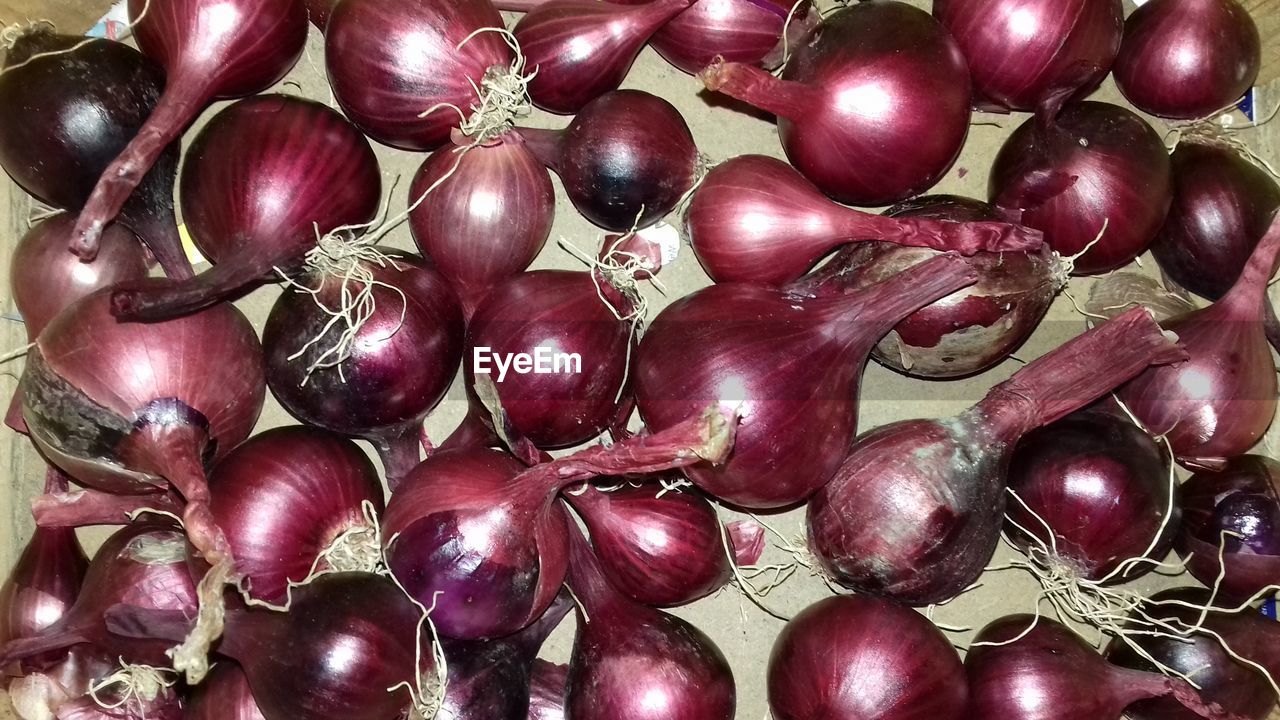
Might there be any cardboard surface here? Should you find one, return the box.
[0,0,103,35]
[2,4,1280,719]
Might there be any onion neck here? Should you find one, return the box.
[833,212,1045,255]
[117,203,196,281]
[514,128,562,174]
[33,488,183,528]
[699,60,819,121]
[1218,212,1280,320]
[438,407,502,453]
[564,522,629,619]
[1104,666,1235,719]
[108,250,271,322]
[370,424,423,492]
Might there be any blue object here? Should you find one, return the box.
[1239,88,1257,123]
[1264,596,1277,620]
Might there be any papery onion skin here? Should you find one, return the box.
[1114,0,1260,120]
[528,659,568,720]
[408,134,554,319]
[207,426,385,605]
[0,28,190,279]
[70,0,308,257]
[1177,455,1280,602]
[990,97,1173,275]
[651,0,817,75]
[518,90,698,231]
[186,662,268,720]
[933,0,1122,111]
[324,0,512,150]
[1106,587,1280,720]
[700,1,972,207]
[768,595,967,720]
[56,677,184,720]
[1004,410,1177,582]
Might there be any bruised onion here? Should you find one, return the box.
[0,28,190,279]
[636,253,979,509]
[767,595,967,719]
[807,307,1186,605]
[563,523,736,719]
[1178,455,1280,602]
[186,663,267,720]
[70,0,308,257]
[933,0,1122,111]
[518,90,698,231]
[700,1,972,206]
[686,157,1045,286]
[109,94,382,322]
[990,91,1173,275]
[1114,0,1261,119]
[1118,215,1280,470]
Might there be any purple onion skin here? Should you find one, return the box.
[967,615,1232,719]
[1152,141,1280,302]
[70,0,307,258]
[186,663,269,720]
[515,0,693,114]
[408,135,554,319]
[518,90,698,231]
[264,251,465,483]
[1005,410,1177,582]
[528,659,568,720]
[1178,455,1280,602]
[651,0,816,75]
[325,0,512,150]
[702,2,972,207]
[991,99,1173,275]
[1106,587,1280,720]
[1114,0,1260,120]
[0,29,190,279]
[207,426,385,605]
[567,484,732,607]
[110,94,382,322]
[0,506,89,667]
[933,0,1122,111]
[461,270,633,449]
[768,595,966,720]
[4,646,114,720]
[564,526,736,720]
[811,195,1060,378]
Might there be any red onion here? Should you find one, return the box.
[383,406,735,640]
[807,307,1186,605]
[635,253,980,509]
[933,0,1122,111]
[263,251,465,485]
[69,0,308,257]
[6,214,150,433]
[408,134,554,318]
[792,194,1061,377]
[444,269,635,453]
[109,94,382,322]
[0,468,88,669]
[186,663,267,720]
[0,523,197,670]
[55,669,184,720]
[563,523,735,719]
[207,426,385,604]
[0,28,190,279]
[1114,0,1261,120]
[686,157,1046,286]
[700,1,972,207]
[967,614,1239,719]
[566,481,764,607]
[768,594,967,719]
[514,0,693,114]
[990,91,1173,275]
[1177,455,1280,602]
[1118,215,1280,470]
[5,646,113,720]
[1106,587,1280,720]
[324,0,512,150]
[518,90,697,232]
[1004,409,1177,582]
[528,659,568,720]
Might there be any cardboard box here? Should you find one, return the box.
[1,2,1278,718]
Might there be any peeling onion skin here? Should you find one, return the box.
[1106,588,1280,720]
[1004,410,1178,583]
[56,679,184,720]
[186,662,269,720]
[767,595,967,720]
[1114,0,1260,120]
[1177,455,1280,602]
[990,96,1173,275]
[324,0,512,151]
[933,0,1122,111]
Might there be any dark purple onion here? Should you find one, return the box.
[1178,455,1280,602]
[518,90,698,231]
[767,594,967,719]
[527,659,568,720]
[700,1,972,206]
[186,662,268,720]
[1114,0,1261,119]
